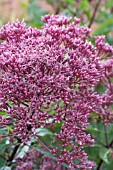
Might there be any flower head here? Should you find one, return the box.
[0,15,111,169]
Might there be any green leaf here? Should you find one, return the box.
[36,128,53,136]
[79,0,90,12]
[0,144,7,154]
[37,148,57,161]
[75,84,79,90]
[84,145,100,164]
[61,162,68,168]
[59,100,64,109]
[99,147,110,164]
[1,166,11,170]
[0,158,6,168]
[85,127,101,132]
[38,135,53,146]
[85,10,92,19]
[37,148,68,168]
[94,17,113,35]
[0,111,7,115]
[17,145,29,158]
[90,113,99,117]
[102,156,113,170]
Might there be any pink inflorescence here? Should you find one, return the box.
[0,15,113,169]
[94,35,113,124]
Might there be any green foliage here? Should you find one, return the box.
[94,17,113,35]
[27,2,46,28]
[17,145,29,158]
[105,0,113,9]
[37,147,57,161]
[46,0,54,5]
[37,147,68,168]
[0,111,7,115]
[85,120,113,169]
[79,0,90,12]
[36,128,53,136]
[99,147,110,164]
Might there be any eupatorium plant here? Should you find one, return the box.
[0,15,113,170]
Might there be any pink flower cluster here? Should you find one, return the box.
[95,35,113,123]
[0,15,113,169]
[16,148,66,170]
